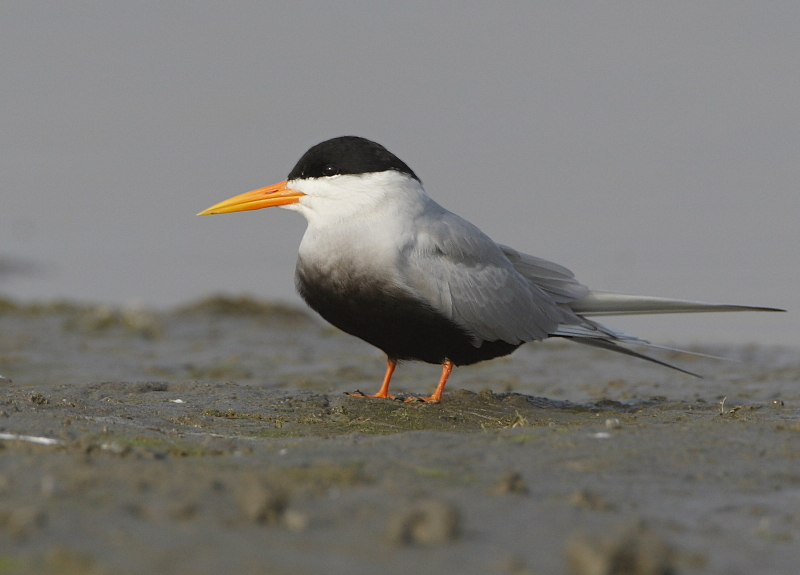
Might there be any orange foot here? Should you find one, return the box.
[346,359,398,400]
[346,359,454,405]
[402,394,441,404]
[402,361,453,404]
[346,390,398,400]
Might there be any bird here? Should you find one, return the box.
[198,136,783,403]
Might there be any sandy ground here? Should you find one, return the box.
[0,296,798,575]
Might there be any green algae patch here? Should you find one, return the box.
[231,389,621,438]
[0,297,18,315]
[60,304,163,339]
[0,299,93,317]
[117,436,223,457]
[414,466,450,478]
[68,433,224,458]
[274,461,372,492]
[0,554,23,575]
[201,408,267,420]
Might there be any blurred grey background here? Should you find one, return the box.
[1,2,796,345]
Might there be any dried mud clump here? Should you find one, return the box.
[236,475,288,525]
[491,471,528,495]
[28,392,49,405]
[0,506,47,541]
[565,523,676,575]
[387,500,461,546]
[568,490,615,512]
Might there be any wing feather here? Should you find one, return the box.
[498,245,590,304]
[398,213,566,345]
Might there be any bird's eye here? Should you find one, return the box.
[322,164,339,176]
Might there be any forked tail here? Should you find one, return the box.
[559,291,784,376]
[569,291,784,317]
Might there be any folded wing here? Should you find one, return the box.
[400,214,783,375]
[399,214,570,345]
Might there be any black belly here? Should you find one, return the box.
[296,265,521,366]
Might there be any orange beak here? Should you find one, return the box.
[197,180,305,215]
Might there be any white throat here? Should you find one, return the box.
[284,171,440,283]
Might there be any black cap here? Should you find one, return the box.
[287,136,420,182]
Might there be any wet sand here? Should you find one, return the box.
[0,296,798,574]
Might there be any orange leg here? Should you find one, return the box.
[347,358,398,399]
[405,360,454,404]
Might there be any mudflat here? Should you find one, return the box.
[0,296,798,575]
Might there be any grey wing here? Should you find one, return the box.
[398,213,568,345]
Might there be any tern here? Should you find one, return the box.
[199,136,783,402]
